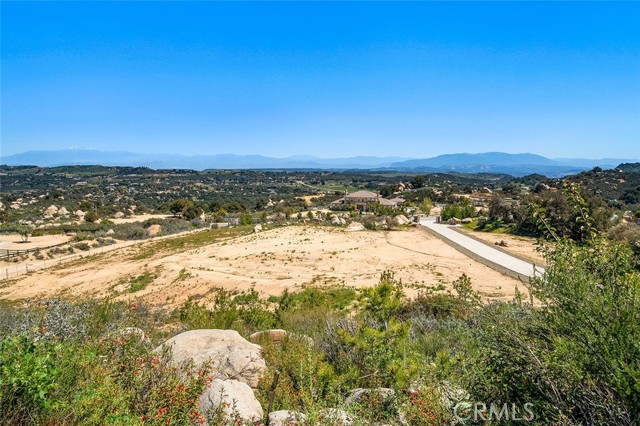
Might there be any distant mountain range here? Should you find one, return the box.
[1,149,637,177]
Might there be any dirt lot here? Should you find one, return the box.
[0,226,528,308]
[0,234,70,251]
[109,214,174,224]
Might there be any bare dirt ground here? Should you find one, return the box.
[0,226,527,308]
[0,234,70,250]
[109,214,174,224]
[454,228,546,266]
[296,194,325,206]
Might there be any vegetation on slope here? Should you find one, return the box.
[1,229,638,424]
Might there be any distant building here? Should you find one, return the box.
[330,190,404,211]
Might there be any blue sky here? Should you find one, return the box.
[2,1,639,159]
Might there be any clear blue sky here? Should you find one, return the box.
[2,1,639,159]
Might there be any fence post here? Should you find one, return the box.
[266,370,280,426]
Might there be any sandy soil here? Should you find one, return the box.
[297,194,325,205]
[110,214,174,224]
[0,234,70,250]
[0,226,527,308]
[455,228,546,266]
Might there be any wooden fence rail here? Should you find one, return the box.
[0,241,70,261]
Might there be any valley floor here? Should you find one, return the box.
[0,225,532,308]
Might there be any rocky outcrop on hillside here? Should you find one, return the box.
[157,329,266,388]
[157,329,267,424]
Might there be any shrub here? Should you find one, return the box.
[176,288,276,335]
[74,242,91,251]
[401,386,453,426]
[462,238,640,424]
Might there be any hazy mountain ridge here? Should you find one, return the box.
[1,149,637,177]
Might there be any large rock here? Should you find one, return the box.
[253,224,262,233]
[268,410,306,426]
[318,408,353,426]
[392,215,410,225]
[158,329,266,388]
[249,329,313,346]
[199,378,263,423]
[249,329,289,345]
[345,387,396,406]
[58,207,69,216]
[75,210,86,219]
[146,224,162,236]
[345,222,365,232]
[114,211,125,219]
[45,205,58,216]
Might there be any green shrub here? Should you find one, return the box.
[128,273,155,293]
[176,288,276,335]
[74,242,91,251]
[0,301,209,426]
[401,386,452,426]
[462,238,640,424]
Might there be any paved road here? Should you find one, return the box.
[419,218,545,279]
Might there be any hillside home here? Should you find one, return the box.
[331,190,404,210]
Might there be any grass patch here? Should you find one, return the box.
[131,226,252,261]
[465,218,515,233]
[128,273,154,293]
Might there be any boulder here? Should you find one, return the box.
[345,387,396,406]
[146,224,162,237]
[318,408,353,426]
[199,378,263,423]
[249,329,289,344]
[392,215,410,225]
[157,329,266,388]
[114,211,125,219]
[249,329,313,346]
[45,205,58,216]
[268,410,306,426]
[346,222,365,232]
[58,207,69,216]
[461,217,473,224]
[253,224,262,233]
[105,229,115,235]
[447,217,462,225]
[331,215,341,225]
[75,210,86,219]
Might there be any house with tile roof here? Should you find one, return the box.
[330,190,404,211]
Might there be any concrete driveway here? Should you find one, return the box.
[420,218,545,279]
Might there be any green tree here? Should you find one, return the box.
[410,175,426,189]
[239,213,253,226]
[84,211,98,223]
[17,225,32,242]
[419,197,433,215]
